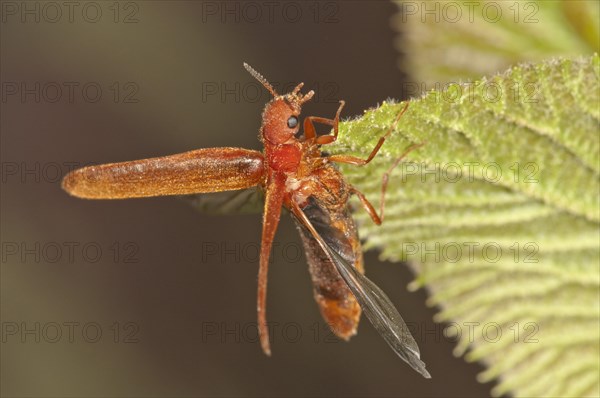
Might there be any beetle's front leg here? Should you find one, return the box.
[303,100,345,143]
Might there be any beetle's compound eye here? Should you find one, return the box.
[287,116,298,129]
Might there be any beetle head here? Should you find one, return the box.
[244,62,314,145]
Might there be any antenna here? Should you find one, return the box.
[243,62,278,98]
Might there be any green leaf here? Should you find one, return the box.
[329,55,600,397]
[394,0,600,90]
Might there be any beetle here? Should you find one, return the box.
[62,63,430,377]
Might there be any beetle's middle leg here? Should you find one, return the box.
[327,102,410,166]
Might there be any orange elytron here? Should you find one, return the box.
[62,63,430,377]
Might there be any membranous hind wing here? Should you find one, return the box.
[293,197,364,340]
[181,186,265,215]
[291,200,431,378]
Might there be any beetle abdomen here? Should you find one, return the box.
[294,197,364,340]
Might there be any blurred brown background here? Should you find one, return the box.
[1,1,494,397]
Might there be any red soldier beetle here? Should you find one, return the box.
[62,63,430,378]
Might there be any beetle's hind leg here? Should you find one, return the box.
[348,141,425,224]
[348,186,381,225]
